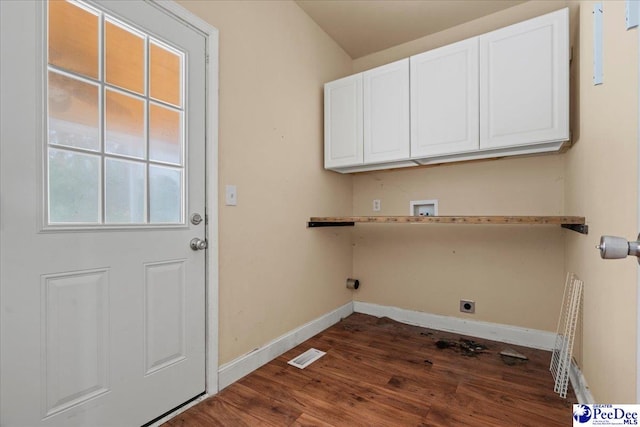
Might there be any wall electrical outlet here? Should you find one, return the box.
[225,185,237,206]
[373,199,381,212]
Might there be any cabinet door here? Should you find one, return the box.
[410,38,479,157]
[480,8,569,149]
[324,74,363,168]
[363,58,410,164]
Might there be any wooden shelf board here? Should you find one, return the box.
[308,216,587,233]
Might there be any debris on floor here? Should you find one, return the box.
[434,338,488,356]
[435,340,454,349]
[500,348,528,360]
[376,316,395,325]
[500,348,528,366]
[459,339,487,356]
[342,323,361,332]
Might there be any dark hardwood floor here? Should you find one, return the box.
[165,313,576,426]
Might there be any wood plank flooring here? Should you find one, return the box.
[165,313,576,426]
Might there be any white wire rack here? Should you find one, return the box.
[550,272,583,398]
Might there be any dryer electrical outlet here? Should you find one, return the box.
[460,300,475,314]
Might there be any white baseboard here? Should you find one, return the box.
[353,301,556,350]
[218,302,354,390]
[217,300,592,402]
[570,360,595,404]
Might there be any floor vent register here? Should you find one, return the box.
[287,348,326,369]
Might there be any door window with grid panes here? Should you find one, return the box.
[47,0,186,225]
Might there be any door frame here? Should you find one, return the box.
[0,0,220,420]
[637,0,640,404]
[148,0,221,398]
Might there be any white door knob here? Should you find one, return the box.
[190,238,207,251]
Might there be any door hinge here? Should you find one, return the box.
[569,46,573,65]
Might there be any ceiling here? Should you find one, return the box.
[295,0,527,59]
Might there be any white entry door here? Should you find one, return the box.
[1,1,208,425]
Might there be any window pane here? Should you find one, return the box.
[105,89,145,159]
[49,148,100,223]
[149,104,182,164]
[46,1,190,228]
[149,166,182,223]
[48,0,99,79]
[48,71,100,151]
[150,42,182,107]
[105,158,146,224]
[105,20,144,95]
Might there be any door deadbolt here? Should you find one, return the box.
[596,235,640,264]
[190,213,203,225]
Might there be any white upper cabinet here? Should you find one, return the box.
[363,58,410,163]
[479,8,569,149]
[324,73,363,168]
[323,8,569,173]
[410,38,479,157]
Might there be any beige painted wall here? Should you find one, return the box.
[565,0,638,403]
[176,0,354,365]
[352,156,567,331]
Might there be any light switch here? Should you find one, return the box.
[225,185,237,206]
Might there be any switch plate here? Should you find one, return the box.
[373,199,381,212]
[225,185,237,206]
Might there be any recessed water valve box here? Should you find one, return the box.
[410,199,438,216]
